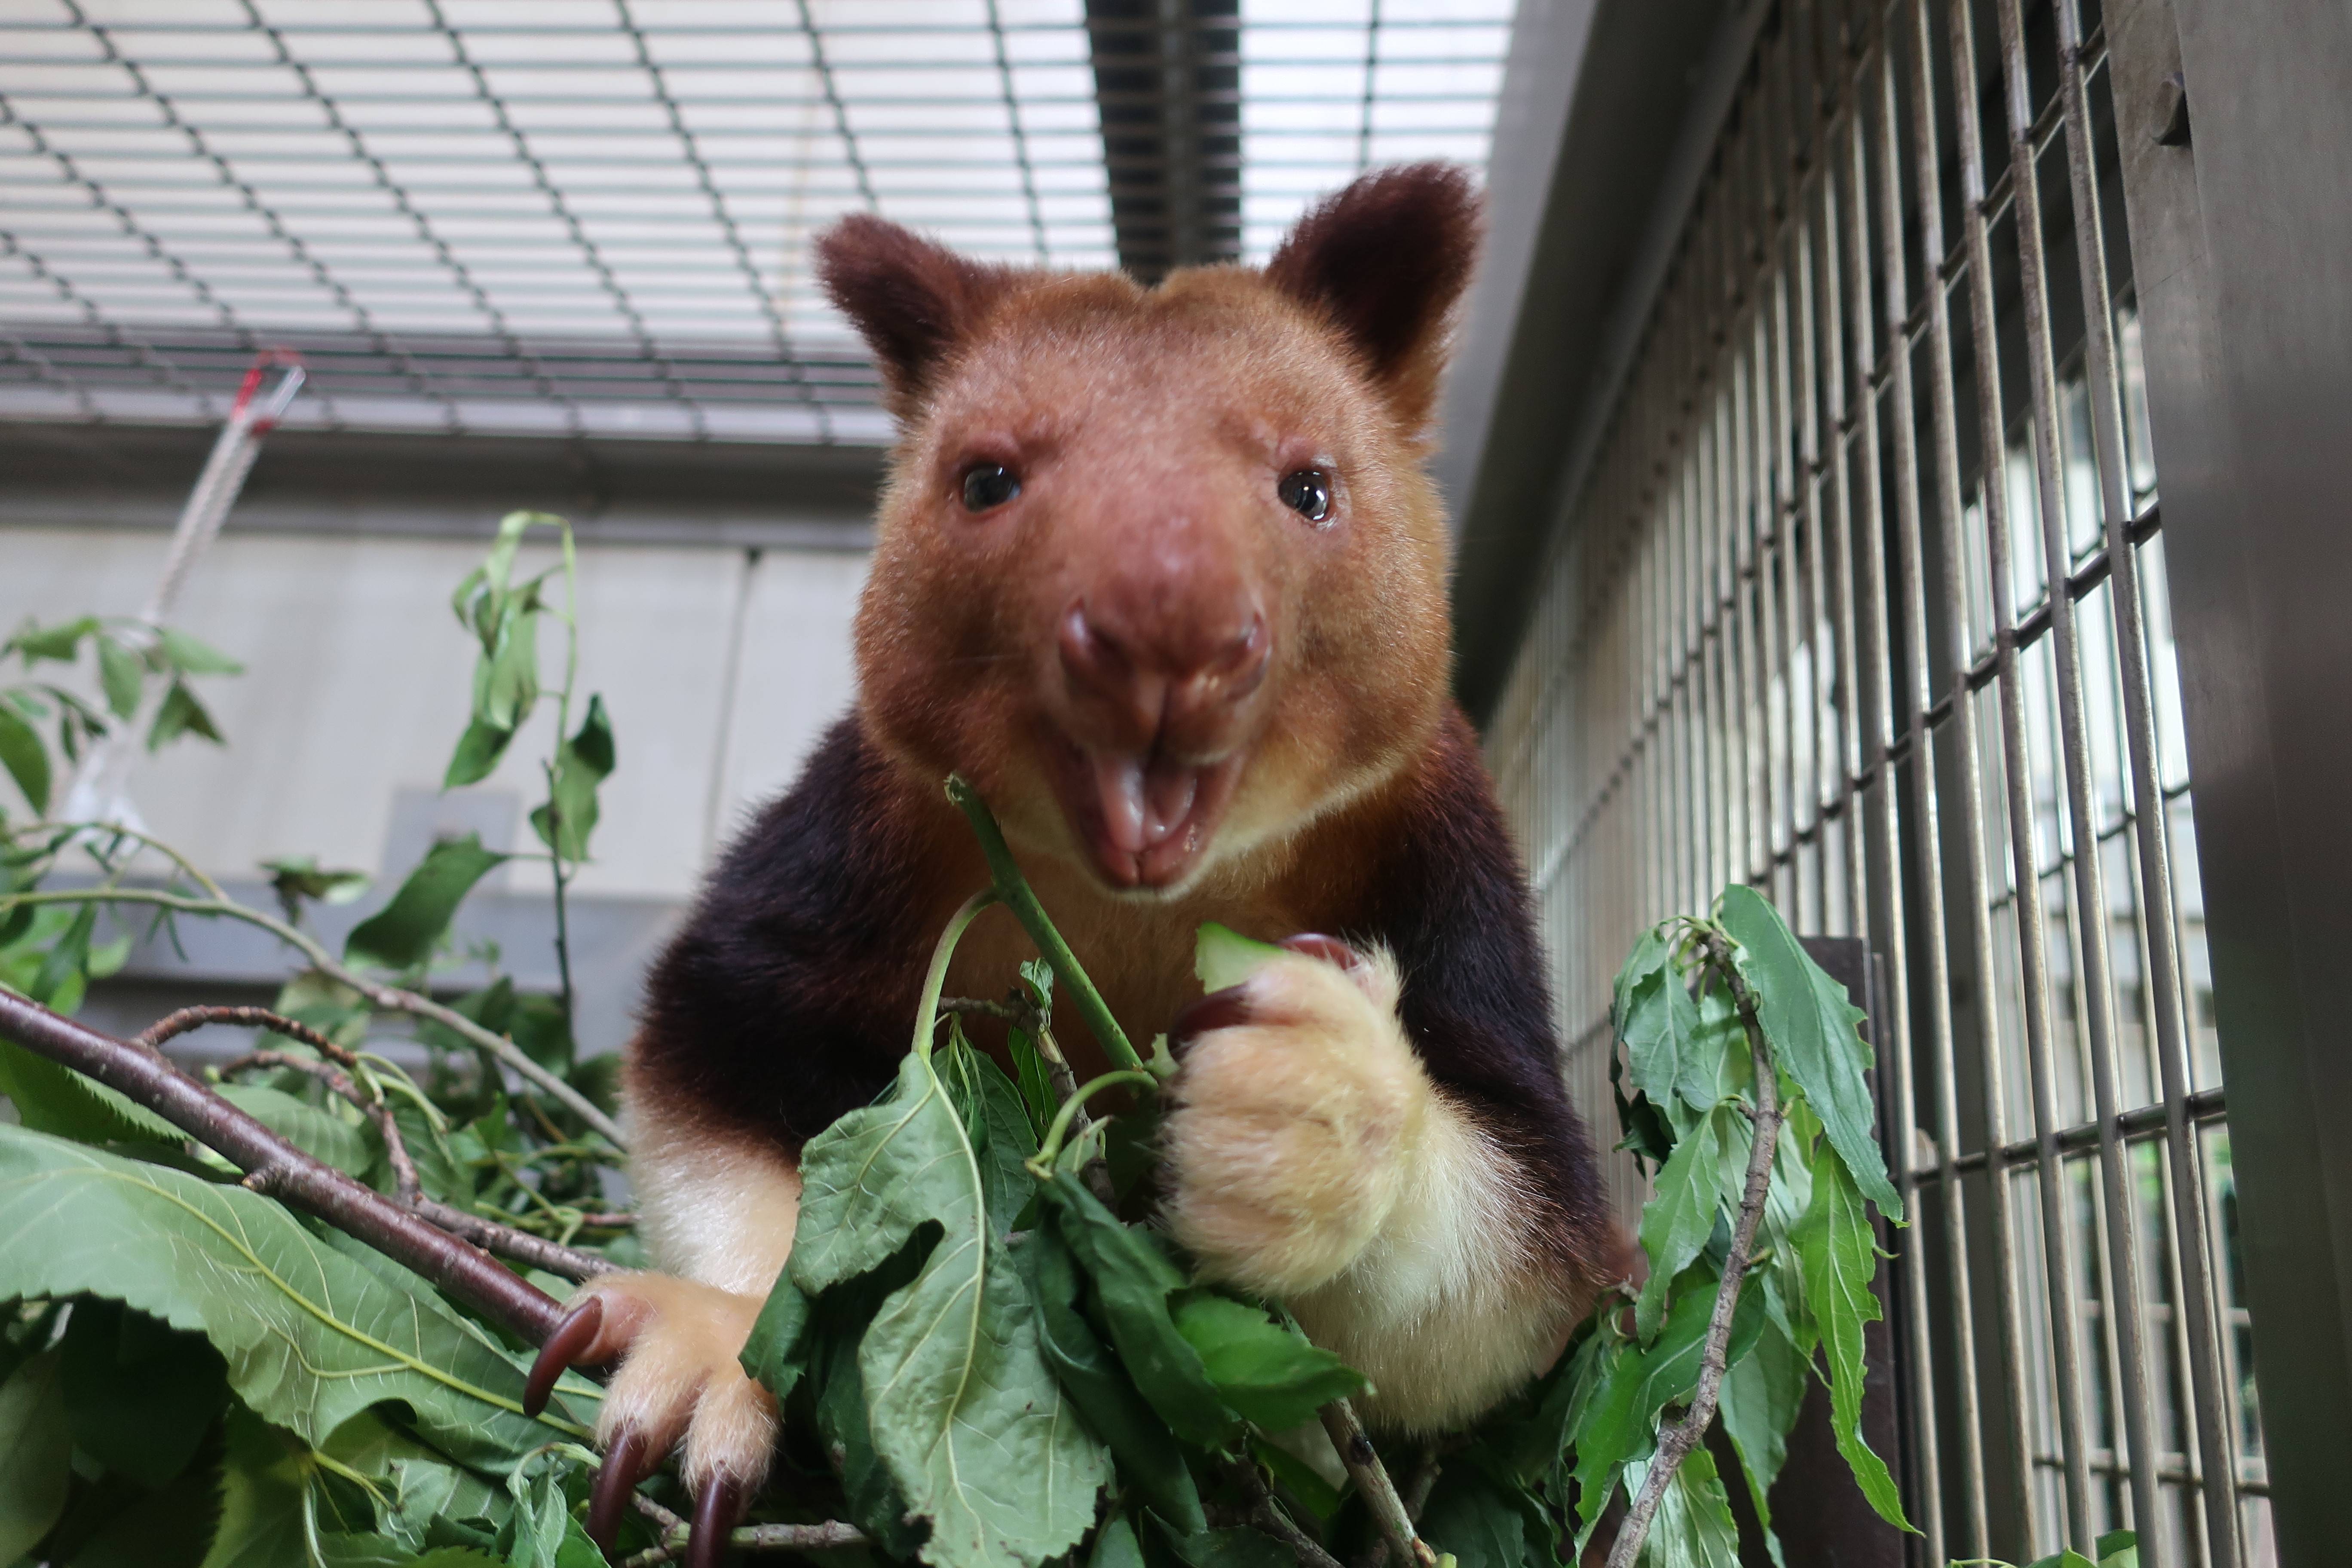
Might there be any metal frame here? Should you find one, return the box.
[1453,0,2302,1562]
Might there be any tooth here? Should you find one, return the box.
[1092,753,1146,855]
[1144,764,1197,846]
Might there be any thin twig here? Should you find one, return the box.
[1357,1445,1448,1568]
[623,1517,870,1566]
[1226,1458,1347,1568]
[200,1013,615,1283]
[0,986,566,1342]
[1320,1400,1435,1568]
[0,885,626,1145]
[1603,939,1785,1568]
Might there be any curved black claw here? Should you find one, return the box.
[1170,985,1252,1053]
[525,1294,603,1418]
[687,1476,746,1568]
[587,1427,652,1561]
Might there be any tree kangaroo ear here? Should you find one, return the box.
[1264,162,1483,432]
[817,215,1014,418]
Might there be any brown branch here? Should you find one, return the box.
[1320,1400,1435,1568]
[205,1017,617,1284]
[0,987,566,1342]
[1355,1446,1447,1568]
[1603,940,1785,1568]
[1225,1458,1346,1568]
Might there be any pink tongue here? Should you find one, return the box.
[1144,758,1198,846]
[1091,752,1200,855]
[1092,753,1147,855]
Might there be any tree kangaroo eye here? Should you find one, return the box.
[962,462,1021,513]
[1277,469,1332,523]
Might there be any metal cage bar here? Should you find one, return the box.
[1483,0,2263,1560]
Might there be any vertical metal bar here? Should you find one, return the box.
[2050,4,2242,1559]
[1876,8,1997,1553]
[1937,0,2088,1551]
[1990,0,2165,1550]
[1848,40,1948,1559]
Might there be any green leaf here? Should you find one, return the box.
[1194,922,1286,993]
[199,1404,309,1568]
[444,718,514,789]
[1614,926,1698,1125]
[0,1350,70,1565]
[1716,885,1900,1219]
[1089,1510,1145,1568]
[1793,1149,1910,1531]
[1148,1516,1298,1568]
[154,625,244,675]
[789,1050,1110,1568]
[1633,1446,1741,1568]
[1248,1435,1341,1522]
[0,1124,589,1469]
[1717,1315,1807,1550]
[529,696,615,863]
[2023,1555,2101,1568]
[2096,1529,2139,1568]
[148,679,227,750]
[1678,977,1751,1116]
[1035,1170,1238,1450]
[739,1271,813,1407]
[1170,1292,1365,1432]
[473,606,540,734]
[59,1298,230,1488]
[937,1023,1040,1236]
[0,699,50,814]
[30,900,95,1009]
[0,1035,184,1145]
[1018,1227,1207,1534]
[1416,1464,1540,1568]
[8,615,96,665]
[1634,1102,1730,1341]
[346,833,508,971]
[217,1082,378,1179]
[1007,1022,1061,1142]
[97,633,144,718]
[261,856,371,924]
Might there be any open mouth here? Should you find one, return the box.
[1057,744,1245,890]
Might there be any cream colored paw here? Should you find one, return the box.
[1162,938,1427,1298]
[573,1273,779,1491]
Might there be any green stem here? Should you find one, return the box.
[546,519,580,1040]
[945,775,1141,1072]
[1027,1069,1156,1174]
[911,888,1001,1062]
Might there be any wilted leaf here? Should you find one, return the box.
[8,615,96,665]
[529,695,614,863]
[444,718,513,790]
[0,699,50,814]
[345,833,507,971]
[154,626,244,675]
[0,1124,589,1469]
[1018,1226,1207,1535]
[1169,1292,1363,1432]
[739,1271,813,1408]
[1717,885,1900,1219]
[1793,1151,1909,1531]
[148,679,227,750]
[97,633,144,718]
[790,1050,1110,1568]
[1035,1170,1237,1450]
[0,1350,71,1565]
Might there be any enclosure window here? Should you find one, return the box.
[1482,2,2261,1563]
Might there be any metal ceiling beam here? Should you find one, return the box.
[0,422,882,551]
[1086,0,1243,283]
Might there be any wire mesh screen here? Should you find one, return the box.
[1482,2,2266,1564]
[0,0,1510,442]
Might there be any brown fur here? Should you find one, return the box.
[598,164,1618,1491]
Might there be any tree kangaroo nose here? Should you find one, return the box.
[1058,596,1270,750]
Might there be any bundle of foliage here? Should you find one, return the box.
[0,514,2135,1568]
